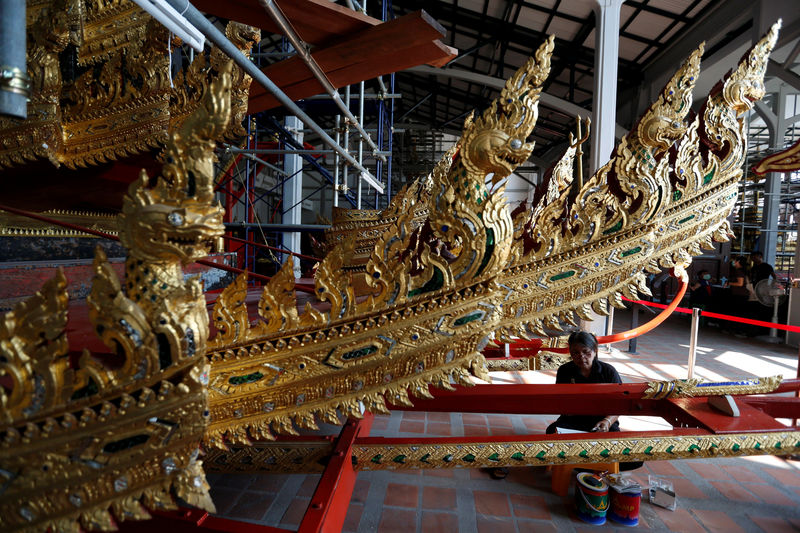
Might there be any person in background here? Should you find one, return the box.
[725,255,754,336]
[689,269,713,307]
[750,251,775,285]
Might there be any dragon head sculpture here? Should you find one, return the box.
[118,64,230,265]
[461,36,554,182]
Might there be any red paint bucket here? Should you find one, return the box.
[608,486,641,526]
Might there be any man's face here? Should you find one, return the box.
[570,343,595,372]
[753,255,762,264]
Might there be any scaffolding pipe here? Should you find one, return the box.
[0,0,29,119]
[358,80,365,209]
[225,147,391,157]
[257,0,386,165]
[225,222,329,231]
[343,85,351,203]
[163,0,384,194]
[334,115,341,208]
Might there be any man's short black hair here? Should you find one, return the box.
[752,251,763,258]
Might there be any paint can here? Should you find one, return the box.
[574,472,609,525]
[608,485,641,526]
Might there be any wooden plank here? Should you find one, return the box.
[247,40,456,113]
[191,0,378,46]
[247,11,446,99]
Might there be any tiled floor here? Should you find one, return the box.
[208,308,800,532]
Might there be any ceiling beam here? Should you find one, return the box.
[406,65,627,138]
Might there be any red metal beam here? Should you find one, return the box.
[298,414,374,533]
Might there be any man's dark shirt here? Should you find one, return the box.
[553,358,621,431]
[751,262,775,285]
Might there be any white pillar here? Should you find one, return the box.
[590,0,624,175]
[283,115,303,277]
[761,85,786,264]
[584,0,624,339]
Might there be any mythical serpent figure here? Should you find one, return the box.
[0,63,234,532]
[203,36,555,448]
[491,22,779,342]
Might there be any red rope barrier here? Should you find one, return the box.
[621,296,800,333]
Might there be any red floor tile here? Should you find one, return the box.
[383,482,419,508]
[421,511,459,533]
[521,416,548,432]
[350,479,370,505]
[378,508,417,533]
[710,481,760,502]
[402,411,426,421]
[475,515,516,533]
[297,474,321,497]
[398,419,425,433]
[426,421,452,435]
[228,491,276,522]
[278,497,308,526]
[651,507,706,533]
[747,483,797,506]
[209,486,243,516]
[691,509,746,533]
[516,520,557,532]
[372,415,391,431]
[687,462,731,481]
[462,413,487,425]
[485,414,513,428]
[748,514,798,533]
[462,424,491,436]
[423,468,456,478]
[343,503,363,533]
[509,493,550,520]
[422,486,457,510]
[473,490,511,516]
[426,412,451,423]
[248,473,289,492]
[646,460,682,476]
[668,477,709,499]
[764,466,800,487]
[720,464,764,484]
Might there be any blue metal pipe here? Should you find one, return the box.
[0,0,29,119]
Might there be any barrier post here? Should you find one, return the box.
[628,305,639,354]
[687,308,700,379]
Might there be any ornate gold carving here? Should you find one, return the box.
[0,209,119,237]
[204,38,556,447]
[486,358,530,372]
[0,63,234,532]
[643,376,782,399]
[351,431,800,471]
[0,3,257,170]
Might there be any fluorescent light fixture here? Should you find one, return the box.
[132,0,205,52]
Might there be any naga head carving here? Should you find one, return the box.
[637,44,703,154]
[119,63,232,264]
[461,36,554,182]
[722,20,780,115]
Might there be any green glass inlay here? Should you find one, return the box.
[535,451,546,460]
[549,270,575,282]
[622,448,631,456]
[666,445,675,454]
[557,451,566,459]
[454,312,483,327]
[678,214,695,224]
[462,453,476,463]
[341,345,378,361]
[443,454,454,462]
[408,267,444,298]
[732,444,740,452]
[703,169,715,184]
[602,220,623,235]
[487,453,500,462]
[579,450,588,458]
[775,442,782,449]
[673,190,682,202]
[475,228,495,278]
[511,452,524,461]
[228,371,264,385]
[371,454,383,464]
[420,453,431,463]
[755,442,762,450]
[644,446,653,455]
[393,455,406,464]
[620,246,642,258]
[600,449,610,458]
[688,444,700,453]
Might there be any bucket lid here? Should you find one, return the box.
[576,472,608,491]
